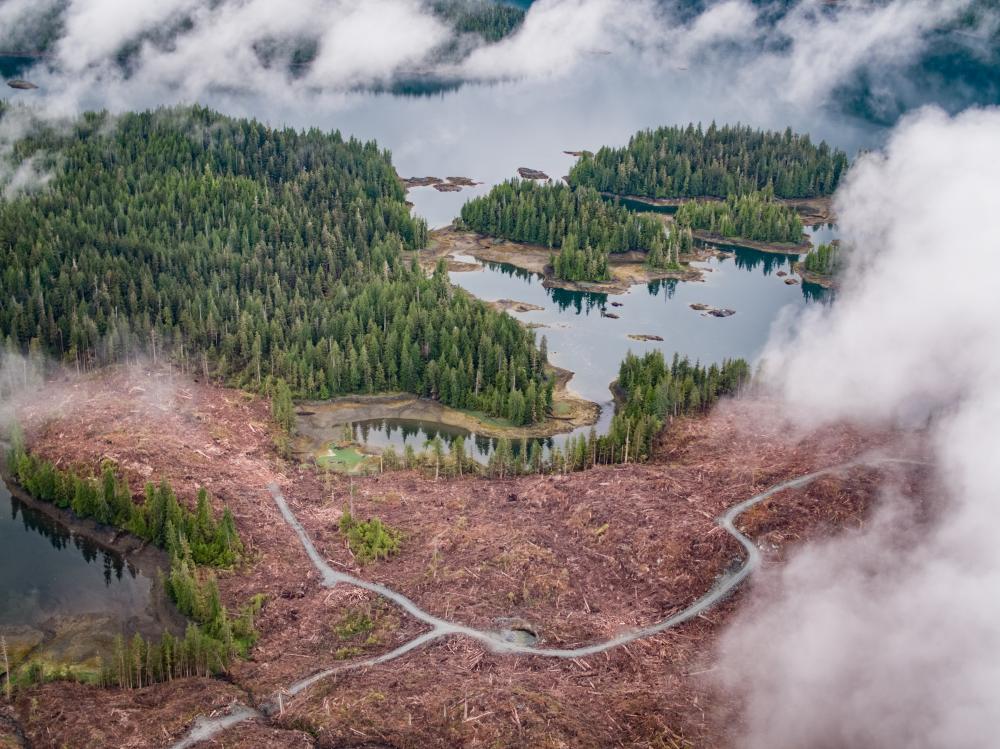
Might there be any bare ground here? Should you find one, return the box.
[7,368,928,747]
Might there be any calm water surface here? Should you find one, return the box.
[345,230,828,460]
[0,476,160,635]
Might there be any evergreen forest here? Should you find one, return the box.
[431,0,526,42]
[459,180,668,255]
[567,123,849,199]
[0,104,551,425]
[459,180,672,282]
[803,242,842,276]
[674,189,805,244]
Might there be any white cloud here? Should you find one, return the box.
[719,106,1000,749]
[306,0,451,86]
[751,0,977,107]
[0,0,62,49]
[459,0,655,80]
[55,0,202,73]
[5,0,991,120]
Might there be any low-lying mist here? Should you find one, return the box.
[717,106,1000,748]
[1,0,995,129]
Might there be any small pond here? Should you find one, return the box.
[0,475,176,671]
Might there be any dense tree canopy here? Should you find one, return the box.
[459,179,673,282]
[550,233,610,282]
[803,242,842,276]
[431,0,526,42]
[460,180,667,254]
[674,189,805,244]
[0,104,551,423]
[568,123,849,199]
[602,351,751,462]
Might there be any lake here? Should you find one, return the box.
[326,226,828,462]
[0,475,175,671]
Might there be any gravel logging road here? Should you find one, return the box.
[170,456,918,748]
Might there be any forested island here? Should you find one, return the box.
[674,189,806,247]
[457,179,683,283]
[796,242,843,288]
[567,123,848,200]
[431,0,525,42]
[0,104,552,425]
[458,180,667,256]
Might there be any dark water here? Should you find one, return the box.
[452,244,826,404]
[605,195,679,215]
[347,417,553,461]
[0,55,37,81]
[0,476,157,632]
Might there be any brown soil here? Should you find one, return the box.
[399,176,443,189]
[7,369,927,748]
[12,679,278,749]
[792,261,839,290]
[628,334,665,342]
[490,299,545,314]
[517,168,549,180]
[398,176,479,192]
[689,303,736,318]
[785,196,836,226]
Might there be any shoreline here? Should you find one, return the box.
[427,227,705,295]
[293,366,600,456]
[0,461,176,581]
[692,229,812,256]
[792,261,839,290]
[601,192,836,225]
[0,465,185,669]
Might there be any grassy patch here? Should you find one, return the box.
[8,659,102,691]
[331,603,399,659]
[552,401,573,417]
[339,510,402,564]
[333,609,374,640]
[334,646,364,660]
[457,408,517,430]
[317,444,374,474]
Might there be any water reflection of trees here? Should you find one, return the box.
[483,261,538,284]
[8,492,136,585]
[730,248,795,276]
[646,278,678,299]
[351,418,556,461]
[547,287,607,315]
[800,281,831,303]
[477,261,607,315]
[608,196,678,216]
